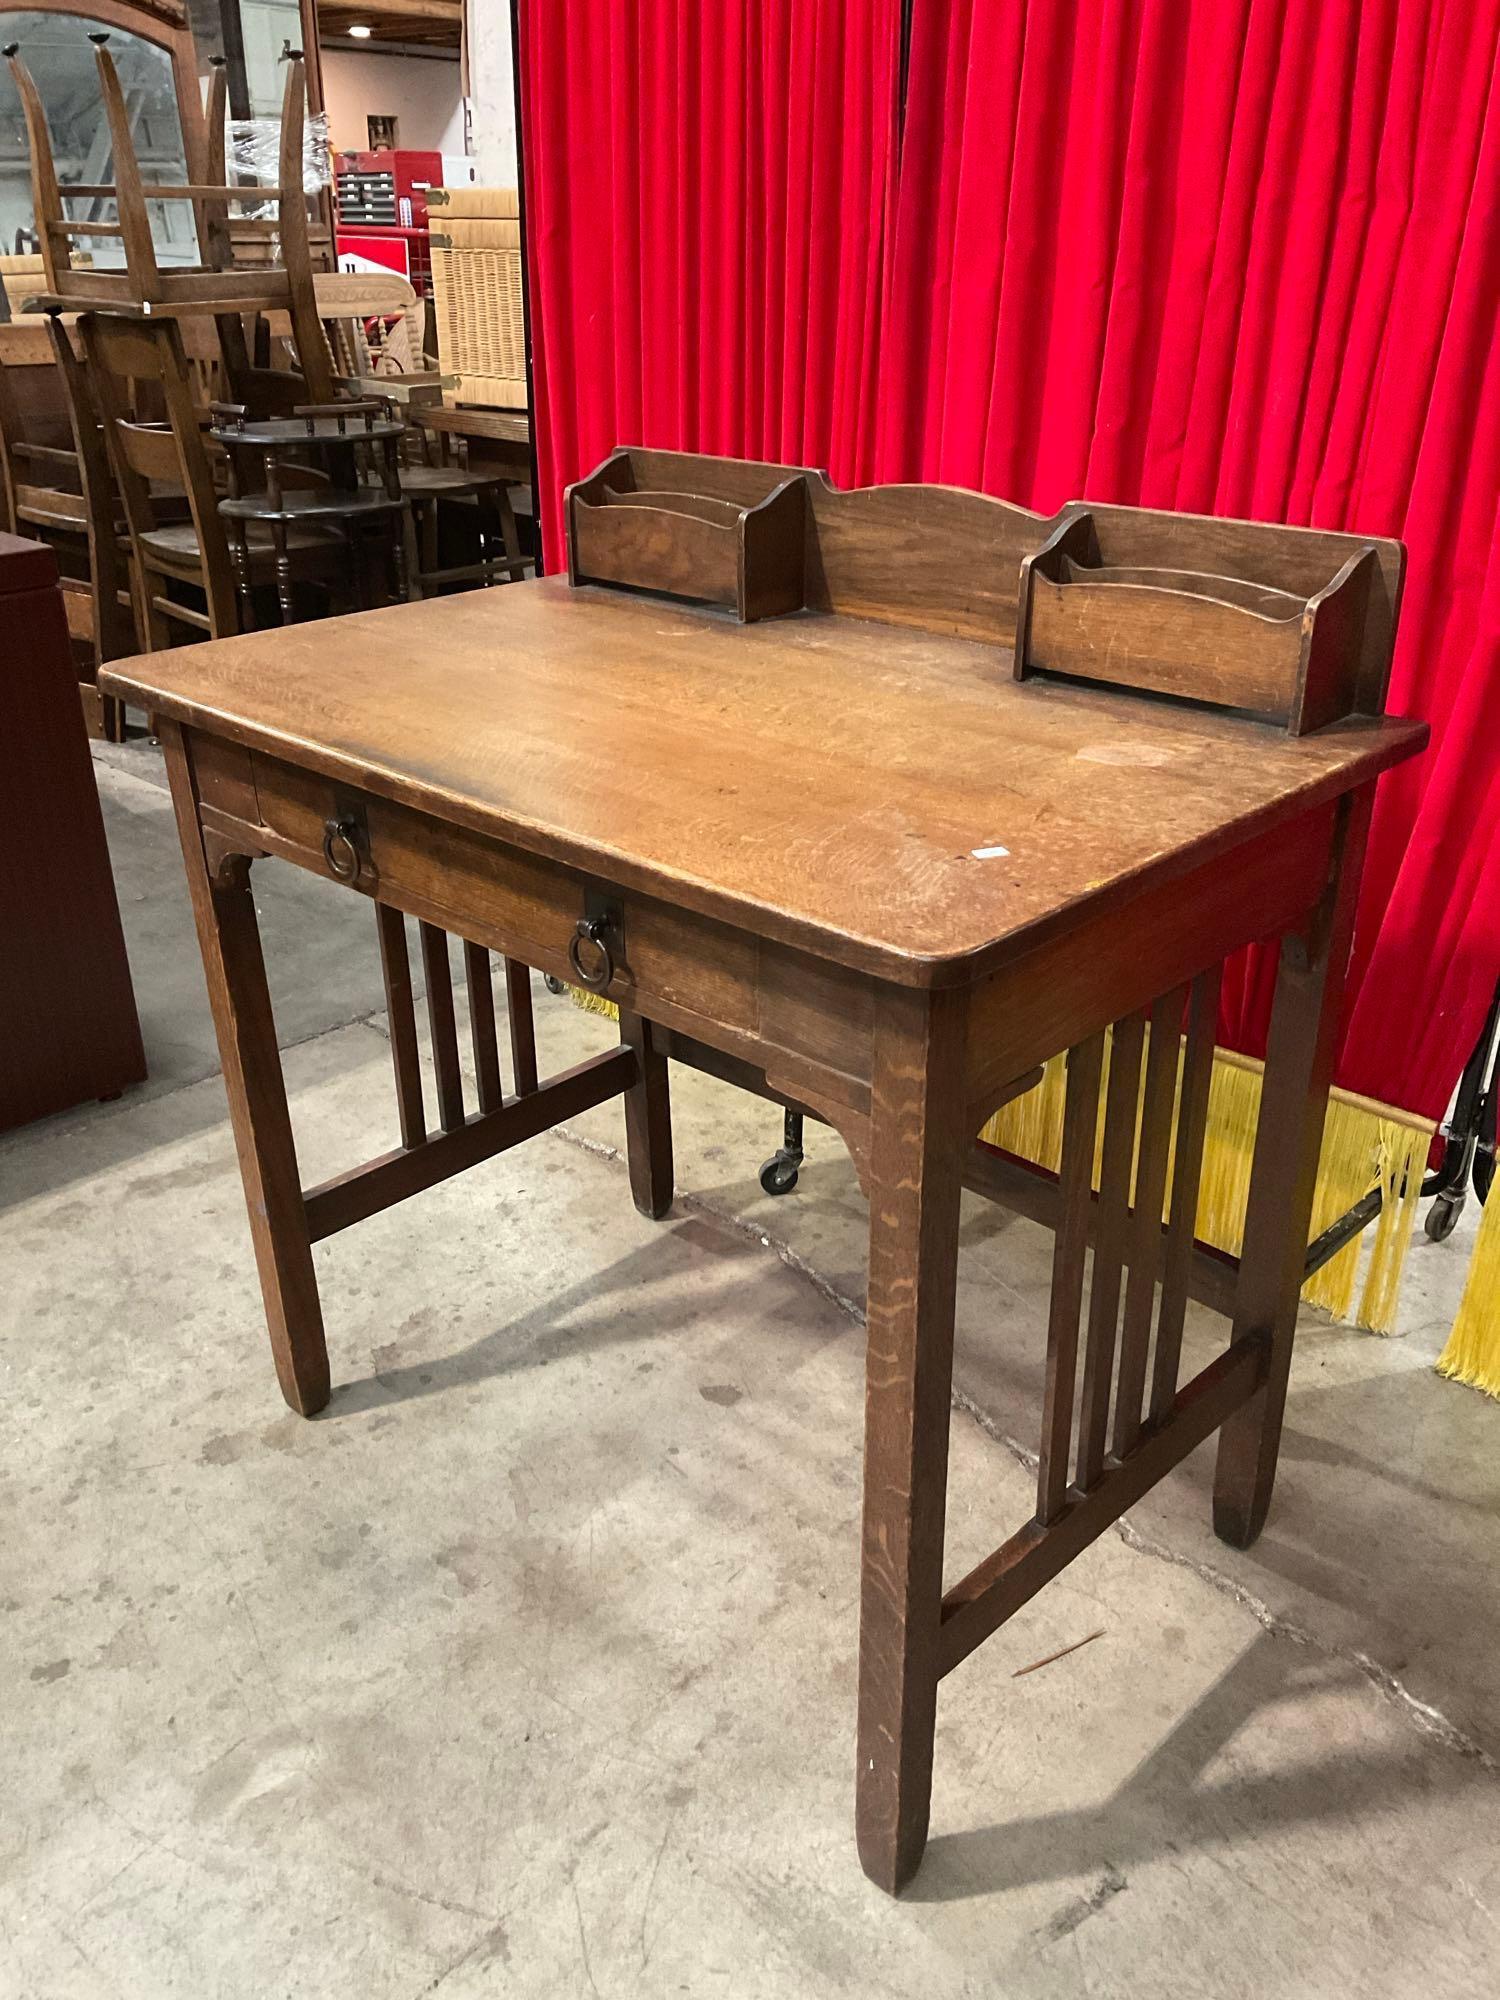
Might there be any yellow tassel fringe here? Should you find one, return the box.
[980,1030,1433,1336]
[572,990,1436,1338]
[569,989,621,1020]
[1436,1189,1500,1398]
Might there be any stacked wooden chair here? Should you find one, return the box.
[6,41,338,405]
[2,36,528,657]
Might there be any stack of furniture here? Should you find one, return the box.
[77,314,367,642]
[212,399,415,625]
[0,40,529,663]
[9,46,339,405]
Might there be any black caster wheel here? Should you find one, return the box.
[1425,1192,1466,1243]
[759,1154,800,1196]
[543,973,566,995]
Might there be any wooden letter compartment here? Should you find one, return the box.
[566,446,807,621]
[1015,502,1405,734]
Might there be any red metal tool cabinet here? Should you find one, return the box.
[334,150,444,294]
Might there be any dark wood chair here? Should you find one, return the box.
[214,401,415,624]
[81,313,344,644]
[399,425,532,592]
[0,317,134,736]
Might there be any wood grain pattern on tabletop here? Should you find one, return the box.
[102,578,1423,985]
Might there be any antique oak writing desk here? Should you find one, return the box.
[103,456,1425,1894]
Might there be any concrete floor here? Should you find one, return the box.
[2,740,1497,1999]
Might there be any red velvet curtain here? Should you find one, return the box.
[521,0,1499,1120]
[518,0,899,562]
[878,0,1500,1118]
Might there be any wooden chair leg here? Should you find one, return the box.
[495,485,527,582]
[1213,792,1372,1547]
[136,562,172,652]
[229,523,255,631]
[397,505,420,603]
[162,722,329,1417]
[618,1008,673,1218]
[347,523,367,613]
[272,522,294,625]
[419,497,440,590]
[856,987,966,1894]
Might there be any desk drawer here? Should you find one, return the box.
[242,750,805,1054]
[191,738,875,1099]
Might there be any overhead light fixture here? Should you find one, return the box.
[348,22,372,36]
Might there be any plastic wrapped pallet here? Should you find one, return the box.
[427,186,527,408]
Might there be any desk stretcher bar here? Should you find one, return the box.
[105,458,1425,1897]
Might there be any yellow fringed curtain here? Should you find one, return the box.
[1438,1186,1500,1398]
[979,1033,1434,1336]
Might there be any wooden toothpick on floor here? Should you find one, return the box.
[1012,1630,1106,1678]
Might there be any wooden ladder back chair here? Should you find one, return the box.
[0,319,79,538]
[200,57,337,276]
[80,312,239,644]
[0,316,133,735]
[5,44,336,405]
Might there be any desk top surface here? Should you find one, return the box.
[105,580,1425,985]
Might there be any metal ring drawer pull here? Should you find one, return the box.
[322,817,362,882]
[568,913,615,990]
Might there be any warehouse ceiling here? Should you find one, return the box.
[317,0,461,52]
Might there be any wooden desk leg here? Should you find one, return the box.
[1214,791,1372,1547]
[618,1008,673,1218]
[857,987,966,1893]
[162,726,330,1418]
